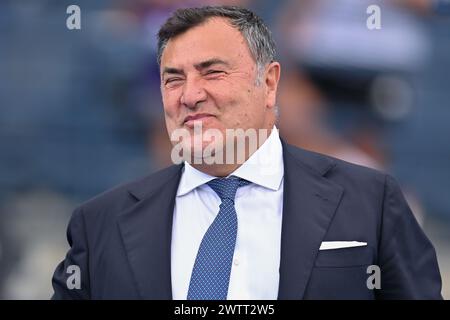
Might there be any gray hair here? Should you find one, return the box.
[157,6,276,85]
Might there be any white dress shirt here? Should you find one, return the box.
[171,126,284,300]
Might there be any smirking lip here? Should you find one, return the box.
[184,114,215,128]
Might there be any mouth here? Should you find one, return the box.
[183,113,216,128]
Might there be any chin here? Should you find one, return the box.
[169,123,228,164]
[185,139,225,165]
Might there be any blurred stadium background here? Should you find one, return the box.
[0,0,449,299]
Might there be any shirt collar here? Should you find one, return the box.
[177,126,284,196]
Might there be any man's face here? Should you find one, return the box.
[160,17,278,158]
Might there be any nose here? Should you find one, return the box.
[180,76,207,109]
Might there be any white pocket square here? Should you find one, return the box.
[319,241,367,250]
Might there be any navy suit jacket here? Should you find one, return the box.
[52,143,442,299]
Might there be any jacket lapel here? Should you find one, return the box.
[117,164,183,299]
[278,143,344,299]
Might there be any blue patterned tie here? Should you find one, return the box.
[187,176,251,300]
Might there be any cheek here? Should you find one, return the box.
[216,86,255,121]
[162,102,179,135]
[162,92,179,118]
[236,85,262,109]
[241,90,268,126]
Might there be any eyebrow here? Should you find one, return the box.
[162,67,184,77]
[162,58,230,78]
[194,58,230,70]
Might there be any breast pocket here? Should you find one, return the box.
[305,245,377,299]
[314,245,375,267]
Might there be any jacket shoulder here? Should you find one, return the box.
[76,164,182,216]
[283,143,387,185]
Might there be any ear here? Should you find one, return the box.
[265,62,281,109]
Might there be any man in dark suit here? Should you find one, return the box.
[52,6,442,299]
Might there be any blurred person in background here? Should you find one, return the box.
[278,69,383,170]
[275,0,441,222]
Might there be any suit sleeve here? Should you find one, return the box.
[51,206,91,299]
[377,174,442,299]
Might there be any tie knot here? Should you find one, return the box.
[207,176,250,202]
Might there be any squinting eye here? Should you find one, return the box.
[165,78,182,85]
[205,70,223,75]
